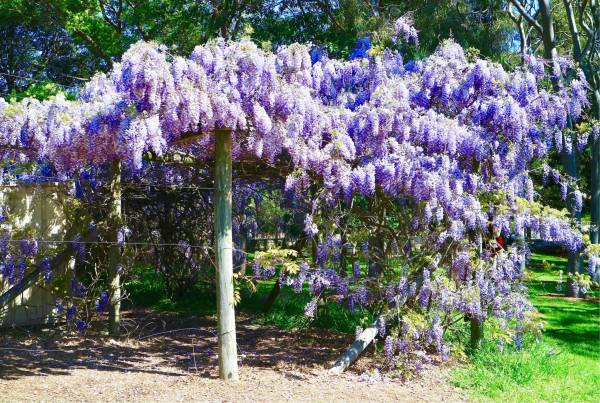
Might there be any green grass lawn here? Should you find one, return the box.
[125,267,371,334]
[451,253,600,402]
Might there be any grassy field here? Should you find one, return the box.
[451,253,600,402]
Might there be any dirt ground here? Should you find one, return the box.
[0,309,465,402]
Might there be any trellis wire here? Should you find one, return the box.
[0,238,250,255]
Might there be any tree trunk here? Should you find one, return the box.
[517,21,527,58]
[561,131,582,281]
[563,0,583,60]
[538,1,558,67]
[368,233,385,277]
[262,279,281,313]
[368,193,386,277]
[108,160,122,337]
[292,236,307,257]
[214,128,239,381]
[340,231,348,275]
[591,91,600,243]
[538,0,582,280]
[339,203,349,275]
[470,318,484,349]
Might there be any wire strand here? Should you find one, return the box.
[1,238,211,249]
[0,238,252,253]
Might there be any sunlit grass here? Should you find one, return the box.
[452,253,600,402]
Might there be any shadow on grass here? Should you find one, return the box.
[531,297,600,359]
[125,268,372,335]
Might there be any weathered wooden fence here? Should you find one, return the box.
[0,183,68,327]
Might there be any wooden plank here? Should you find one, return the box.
[329,326,379,375]
[0,228,96,311]
[171,131,205,145]
[214,128,239,381]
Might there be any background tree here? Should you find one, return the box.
[0,1,96,95]
[251,1,515,60]
[508,1,600,293]
[3,0,517,90]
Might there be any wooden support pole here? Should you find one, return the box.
[214,128,239,381]
[329,326,378,374]
[108,159,122,337]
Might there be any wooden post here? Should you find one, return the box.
[329,326,378,374]
[214,128,239,381]
[108,160,122,337]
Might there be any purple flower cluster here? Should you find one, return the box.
[19,239,38,257]
[66,305,77,321]
[41,258,52,282]
[260,238,539,369]
[70,277,87,297]
[376,316,386,338]
[75,319,87,334]
[393,16,419,47]
[95,291,109,312]
[0,35,586,265]
[303,214,318,238]
[72,234,86,259]
[304,298,318,318]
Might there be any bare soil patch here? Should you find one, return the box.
[0,309,464,402]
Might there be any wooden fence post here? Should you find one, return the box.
[329,326,378,374]
[214,128,239,381]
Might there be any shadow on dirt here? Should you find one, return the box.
[0,308,355,381]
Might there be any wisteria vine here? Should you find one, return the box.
[0,18,595,369]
